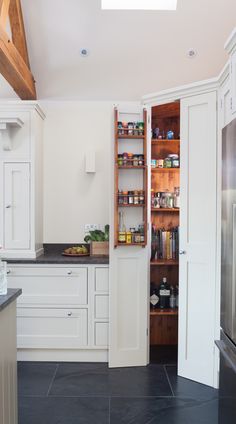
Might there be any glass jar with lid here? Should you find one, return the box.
[173,187,180,208]
[164,157,172,168]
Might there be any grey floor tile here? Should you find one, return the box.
[110,397,219,424]
[18,396,109,424]
[18,362,58,396]
[49,363,172,397]
[165,365,219,400]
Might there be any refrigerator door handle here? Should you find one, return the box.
[215,340,236,374]
[232,204,236,322]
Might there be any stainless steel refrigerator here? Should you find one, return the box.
[216,117,236,424]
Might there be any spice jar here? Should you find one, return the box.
[123,191,128,205]
[151,159,157,168]
[118,232,126,243]
[157,159,164,168]
[128,122,134,135]
[133,154,139,167]
[118,154,123,166]
[138,155,144,166]
[154,193,161,208]
[128,191,134,205]
[164,157,172,168]
[168,154,179,168]
[127,153,133,166]
[118,190,123,205]
[173,187,180,208]
[134,190,139,205]
[130,227,136,243]
[122,152,128,166]
[135,232,141,243]
[139,190,145,205]
[138,122,144,136]
[134,123,139,136]
[122,122,128,133]
[126,232,132,244]
[118,122,123,135]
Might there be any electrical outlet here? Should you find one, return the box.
[85,224,92,234]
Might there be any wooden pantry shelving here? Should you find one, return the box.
[150,101,180,352]
[114,107,148,248]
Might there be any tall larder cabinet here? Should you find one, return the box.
[0,102,45,259]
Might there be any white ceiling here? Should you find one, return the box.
[0,0,236,100]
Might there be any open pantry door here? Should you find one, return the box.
[109,105,150,368]
[178,91,217,387]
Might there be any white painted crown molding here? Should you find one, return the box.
[224,27,236,54]
[0,101,46,119]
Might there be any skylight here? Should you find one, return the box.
[101,0,178,10]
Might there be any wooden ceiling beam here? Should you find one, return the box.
[9,0,30,68]
[0,23,36,99]
[0,0,10,27]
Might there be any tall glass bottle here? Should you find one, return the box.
[159,277,170,309]
[118,211,126,243]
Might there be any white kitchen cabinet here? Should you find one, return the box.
[4,163,30,250]
[230,50,236,116]
[219,76,231,129]
[17,308,88,349]
[7,264,109,362]
[0,102,45,259]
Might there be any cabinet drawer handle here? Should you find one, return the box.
[67,312,72,317]
[67,271,72,275]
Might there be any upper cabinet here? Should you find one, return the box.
[223,28,236,123]
[0,103,45,259]
[231,50,236,115]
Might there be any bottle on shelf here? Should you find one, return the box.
[118,211,126,243]
[169,285,176,309]
[150,283,159,310]
[159,277,170,309]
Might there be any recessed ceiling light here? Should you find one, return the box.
[187,48,197,59]
[80,48,89,57]
[101,0,178,10]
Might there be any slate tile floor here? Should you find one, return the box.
[18,362,219,424]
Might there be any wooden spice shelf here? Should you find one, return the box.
[151,168,180,173]
[150,259,179,266]
[118,204,145,208]
[117,165,146,169]
[116,243,146,247]
[151,208,179,213]
[117,135,145,139]
[150,308,178,316]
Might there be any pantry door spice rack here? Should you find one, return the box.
[114,107,148,248]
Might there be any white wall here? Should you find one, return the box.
[41,101,140,243]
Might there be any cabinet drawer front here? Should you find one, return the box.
[95,322,109,347]
[7,267,88,305]
[95,295,109,319]
[95,267,109,292]
[17,308,88,349]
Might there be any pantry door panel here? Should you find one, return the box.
[4,163,30,250]
[179,92,217,387]
[109,248,149,367]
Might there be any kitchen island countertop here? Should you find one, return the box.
[0,288,22,312]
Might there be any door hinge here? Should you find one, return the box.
[146,328,149,336]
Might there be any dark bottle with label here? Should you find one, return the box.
[159,277,170,309]
[150,283,159,310]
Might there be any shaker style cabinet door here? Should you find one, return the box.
[178,92,217,387]
[4,163,30,250]
[231,50,236,115]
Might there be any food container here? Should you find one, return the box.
[118,154,123,166]
[128,191,134,204]
[128,122,134,135]
[164,157,172,168]
[122,152,128,166]
[91,241,109,256]
[157,159,164,168]
[168,154,179,168]
[151,159,157,168]
[133,155,139,166]
[128,153,133,165]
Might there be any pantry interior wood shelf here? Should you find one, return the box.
[150,259,179,266]
[151,139,180,144]
[150,309,178,316]
[117,135,145,139]
[151,208,179,213]
[152,168,180,173]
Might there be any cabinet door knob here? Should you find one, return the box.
[7,270,11,274]
[67,270,72,275]
[5,205,11,209]
[179,250,187,255]
[67,312,72,317]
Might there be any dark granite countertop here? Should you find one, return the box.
[6,244,109,265]
[0,288,22,312]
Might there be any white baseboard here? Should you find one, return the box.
[17,349,108,362]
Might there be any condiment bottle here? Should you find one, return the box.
[118,211,126,243]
